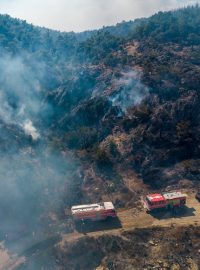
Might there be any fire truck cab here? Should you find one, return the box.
[144,193,167,211]
[144,191,187,212]
[71,202,116,221]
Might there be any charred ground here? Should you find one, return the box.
[0,5,200,270]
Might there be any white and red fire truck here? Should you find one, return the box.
[144,191,187,212]
[71,202,116,221]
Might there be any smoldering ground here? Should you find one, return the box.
[0,146,82,269]
[0,52,82,269]
[0,147,79,238]
[0,50,57,138]
[0,53,43,122]
[109,70,149,112]
[0,49,150,269]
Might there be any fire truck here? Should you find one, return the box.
[144,191,187,212]
[71,202,116,221]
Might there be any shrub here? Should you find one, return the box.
[64,127,98,149]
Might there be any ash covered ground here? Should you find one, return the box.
[0,5,200,270]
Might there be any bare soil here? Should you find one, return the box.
[1,192,200,270]
[60,192,200,245]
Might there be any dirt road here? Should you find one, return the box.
[2,194,200,269]
[60,194,200,246]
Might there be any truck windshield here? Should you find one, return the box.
[146,197,153,205]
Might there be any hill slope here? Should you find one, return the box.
[0,5,200,270]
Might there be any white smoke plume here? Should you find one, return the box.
[109,69,149,111]
[22,119,40,140]
[0,53,45,140]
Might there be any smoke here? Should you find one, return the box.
[22,119,40,140]
[0,51,81,268]
[0,53,45,140]
[0,32,146,270]
[0,0,198,32]
[0,147,80,262]
[109,70,149,111]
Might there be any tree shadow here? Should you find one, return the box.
[75,217,122,233]
[148,206,196,220]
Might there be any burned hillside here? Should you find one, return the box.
[0,5,200,270]
[18,225,200,270]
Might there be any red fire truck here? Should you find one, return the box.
[71,202,116,221]
[144,191,187,212]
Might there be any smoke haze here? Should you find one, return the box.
[0,0,199,31]
[109,70,149,112]
[0,49,80,267]
[0,53,45,138]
